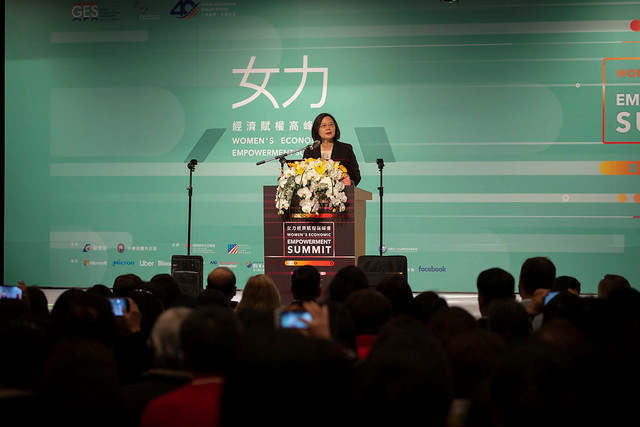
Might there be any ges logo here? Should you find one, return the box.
[72,3,99,21]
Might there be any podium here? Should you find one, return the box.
[263,185,372,305]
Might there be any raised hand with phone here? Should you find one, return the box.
[110,297,142,335]
[526,288,551,317]
[278,301,331,341]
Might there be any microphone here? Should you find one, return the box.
[187,159,198,170]
[310,140,321,149]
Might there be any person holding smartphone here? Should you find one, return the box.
[280,301,332,341]
[1,282,25,300]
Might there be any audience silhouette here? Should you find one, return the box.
[121,306,194,424]
[465,337,573,427]
[597,273,631,300]
[375,273,413,317]
[38,338,133,427]
[221,327,354,427]
[486,298,533,344]
[325,264,369,303]
[553,275,581,295]
[206,267,238,308]
[354,315,454,426]
[344,288,392,359]
[518,256,556,329]
[475,267,515,328]
[235,273,281,314]
[287,264,322,309]
[141,305,240,427]
[407,290,448,325]
[4,261,637,427]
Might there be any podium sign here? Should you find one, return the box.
[263,185,371,305]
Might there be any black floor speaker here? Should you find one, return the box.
[357,255,408,287]
[171,255,204,298]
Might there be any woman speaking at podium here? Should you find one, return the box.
[303,113,361,186]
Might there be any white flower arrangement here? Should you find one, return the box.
[275,158,350,215]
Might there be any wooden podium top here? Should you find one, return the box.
[354,187,373,201]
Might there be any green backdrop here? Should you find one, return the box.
[5,0,639,293]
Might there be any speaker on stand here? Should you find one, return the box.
[357,158,408,287]
[171,159,204,297]
[171,254,203,297]
[357,255,408,288]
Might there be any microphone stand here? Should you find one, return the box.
[256,141,320,169]
[377,158,384,256]
[186,159,198,256]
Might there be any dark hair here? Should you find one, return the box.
[86,284,113,298]
[221,329,352,426]
[180,305,239,375]
[196,288,230,308]
[0,313,58,390]
[426,306,478,348]
[359,316,454,426]
[49,290,118,348]
[37,338,128,426]
[130,285,166,337]
[27,286,51,316]
[542,291,581,326]
[604,287,640,350]
[149,273,182,307]
[477,267,515,305]
[486,299,532,344]
[311,113,341,142]
[327,265,369,302]
[344,289,392,335]
[446,328,506,399]
[597,274,630,300]
[291,265,321,301]
[407,291,448,325]
[376,274,413,316]
[465,338,572,427]
[519,257,556,296]
[553,275,581,293]
[113,273,143,297]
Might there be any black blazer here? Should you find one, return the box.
[302,140,361,186]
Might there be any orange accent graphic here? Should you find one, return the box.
[617,194,628,203]
[631,20,640,31]
[600,161,640,175]
[284,260,335,267]
[291,213,334,219]
[634,194,640,203]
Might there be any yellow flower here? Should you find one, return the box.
[314,164,326,175]
[295,165,305,175]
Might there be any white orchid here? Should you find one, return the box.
[297,186,313,200]
[275,158,350,215]
[319,176,332,189]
